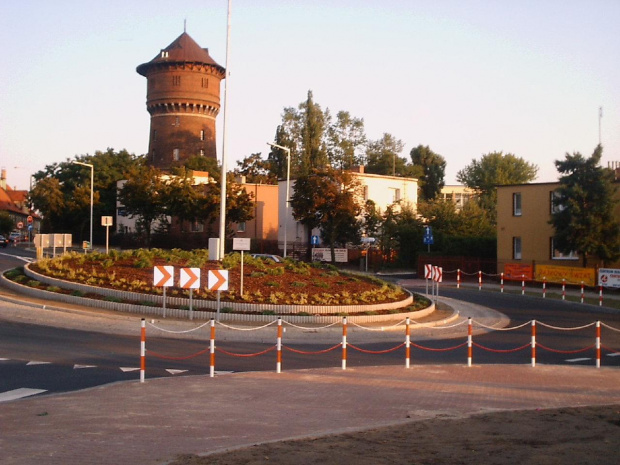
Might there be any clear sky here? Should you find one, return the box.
[1,0,618,191]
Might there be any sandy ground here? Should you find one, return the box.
[170,405,620,465]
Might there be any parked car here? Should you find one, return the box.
[9,232,21,243]
[250,254,283,263]
[0,235,8,248]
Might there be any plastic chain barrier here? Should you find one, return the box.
[435,266,615,305]
[138,317,620,383]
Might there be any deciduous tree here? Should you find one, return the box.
[410,145,446,200]
[551,145,620,267]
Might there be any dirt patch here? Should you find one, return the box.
[169,405,620,465]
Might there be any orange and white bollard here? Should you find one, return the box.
[276,317,283,373]
[140,318,146,383]
[500,272,504,293]
[478,271,482,291]
[467,317,473,367]
[405,317,411,369]
[521,275,525,295]
[542,277,546,299]
[210,318,216,378]
[342,317,347,370]
[596,321,601,368]
[562,279,566,301]
[457,269,461,289]
[599,286,603,307]
[531,320,536,367]
[581,281,585,304]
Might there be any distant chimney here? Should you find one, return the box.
[0,168,6,190]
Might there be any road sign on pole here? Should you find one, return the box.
[180,268,201,289]
[208,270,229,291]
[153,266,174,287]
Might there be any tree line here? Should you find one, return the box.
[26,91,620,267]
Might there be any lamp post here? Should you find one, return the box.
[267,142,291,258]
[73,161,93,250]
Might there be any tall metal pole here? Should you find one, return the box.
[218,0,232,260]
[599,106,603,145]
[267,143,291,258]
[74,161,93,250]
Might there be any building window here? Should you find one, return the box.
[550,190,564,214]
[363,185,369,201]
[199,149,205,157]
[172,75,181,86]
[237,222,246,233]
[153,130,157,141]
[201,77,209,88]
[200,130,205,141]
[191,221,204,233]
[151,151,156,163]
[513,237,522,260]
[174,116,180,127]
[513,193,522,216]
[550,238,578,260]
[390,188,401,203]
[173,148,180,161]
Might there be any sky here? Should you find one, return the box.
[1,0,618,191]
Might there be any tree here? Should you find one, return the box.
[456,152,538,223]
[233,153,277,184]
[326,111,366,170]
[365,133,413,176]
[30,148,138,240]
[550,145,620,267]
[410,145,446,200]
[117,163,168,246]
[0,211,14,236]
[290,168,363,262]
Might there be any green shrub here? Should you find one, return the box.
[104,296,122,302]
[46,286,61,293]
[4,268,24,279]
[72,290,85,297]
[291,281,307,288]
[26,280,41,288]
[250,272,266,278]
[265,281,280,287]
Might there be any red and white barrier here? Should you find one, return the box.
[467,317,473,367]
[596,321,601,368]
[210,319,216,378]
[140,318,146,383]
[342,317,348,370]
[405,317,411,369]
[531,320,536,367]
[562,279,566,301]
[277,318,283,373]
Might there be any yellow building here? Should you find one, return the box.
[497,182,620,285]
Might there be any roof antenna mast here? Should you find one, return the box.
[184,18,187,33]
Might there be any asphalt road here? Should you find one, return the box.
[1,250,619,402]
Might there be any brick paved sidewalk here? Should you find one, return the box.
[1,364,619,465]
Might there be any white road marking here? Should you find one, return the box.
[0,388,47,403]
[165,369,188,375]
[606,352,620,357]
[120,367,141,372]
[27,361,51,365]
[565,358,591,363]
[73,364,96,369]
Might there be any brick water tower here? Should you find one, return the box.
[137,32,225,169]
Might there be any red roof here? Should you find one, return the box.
[137,32,225,76]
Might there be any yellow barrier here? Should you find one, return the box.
[535,264,595,286]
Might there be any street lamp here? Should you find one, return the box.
[73,161,93,250]
[267,142,291,258]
